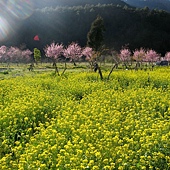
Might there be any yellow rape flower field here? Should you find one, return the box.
[0,68,170,170]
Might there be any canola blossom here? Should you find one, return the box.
[0,68,170,170]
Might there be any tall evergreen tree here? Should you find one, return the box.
[87,16,105,80]
[87,15,105,52]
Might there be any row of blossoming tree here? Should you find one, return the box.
[45,43,170,79]
[0,46,33,66]
[0,43,170,75]
[118,48,170,70]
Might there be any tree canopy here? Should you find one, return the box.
[87,16,105,52]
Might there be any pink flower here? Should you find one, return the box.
[63,42,82,61]
[133,48,146,62]
[164,52,170,61]
[44,42,64,60]
[145,49,160,62]
[82,47,93,61]
[120,48,131,62]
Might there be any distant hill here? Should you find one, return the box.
[123,0,170,12]
[1,2,170,55]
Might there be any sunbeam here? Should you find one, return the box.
[0,16,11,41]
[0,0,34,42]
[6,0,34,20]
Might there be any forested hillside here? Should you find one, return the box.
[124,0,170,12]
[2,3,170,55]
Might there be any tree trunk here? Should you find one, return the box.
[61,62,67,76]
[107,63,118,80]
[53,62,60,76]
[98,66,103,80]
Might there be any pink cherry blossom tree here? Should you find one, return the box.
[119,48,132,69]
[164,52,170,63]
[44,42,64,75]
[82,47,93,61]
[7,47,22,65]
[0,45,8,64]
[0,45,7,56]
[21,49,33,71]
[144,49,160,70]
[0,46,32,67]
[82,46,104,80]
[133,48,146,62]
[145,49,160,63]
[63,42,82,66]
[82,46,94,68]
[133,48,146,70]
[21,49,33,64]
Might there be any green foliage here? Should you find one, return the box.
[87,15,105,52]
[34,48,41,63]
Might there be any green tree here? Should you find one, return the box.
[87,15,105,52]
[34,48,41,65]
[86,16,105,80]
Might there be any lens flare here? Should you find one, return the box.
[7,0,34,20]
[0,16,11,41]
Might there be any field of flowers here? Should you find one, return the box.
[0,68,170,170]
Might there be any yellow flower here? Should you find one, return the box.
[103,159,109,164]
[118,166,124,170]
[15,141,20,145]
[40,164,46,168]
[95,152,101,159]
[88,160,94,167]
[92,165,100,170]
[24,117,28,122]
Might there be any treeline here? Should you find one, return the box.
[124,0,170,12]
[32,0,128,9]
[2,3,170,55]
